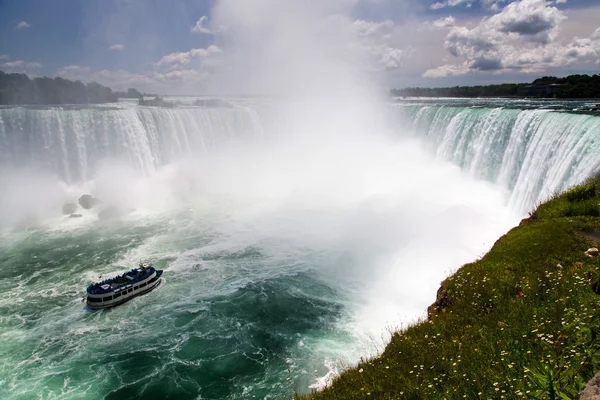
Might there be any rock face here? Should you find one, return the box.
[577,371,600,399]
[62,203,77,215]
[428,284,452,319]
[519,214,537,226]
[78,194,101,210]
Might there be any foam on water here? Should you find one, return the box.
[2,0,600,397]
[0,114,521,397]
[3,95,599,397]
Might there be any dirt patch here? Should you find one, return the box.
[578,231,600,246]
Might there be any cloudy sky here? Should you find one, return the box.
[0,0,598,94]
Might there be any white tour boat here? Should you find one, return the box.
[86,263,163,309]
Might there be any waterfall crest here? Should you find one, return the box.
[399,104,600,212]
[0,104,264,183]
[2,101,599,213]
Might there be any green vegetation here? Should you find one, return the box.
[114,87,143,99]
[391,83,526,98]
[0,70,118,105]
[392,73,600,99]
[300,177,600,399]
[535,75,600,99]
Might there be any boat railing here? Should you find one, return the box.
[87,266,155,294]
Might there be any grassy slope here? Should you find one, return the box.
[300,178,600,399]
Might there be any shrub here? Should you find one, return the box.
[565,183,596,202]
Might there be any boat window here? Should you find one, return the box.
[140,282,147,288]
[102,296,113,301]
[128,289,133,293]
[133,286,138,290]
[87,297,102,302]
[114,293,121,298]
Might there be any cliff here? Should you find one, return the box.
[299,176,600,399]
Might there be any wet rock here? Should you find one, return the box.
[69,213,82,218]
[78,194,101,210]
[62,202,77,215]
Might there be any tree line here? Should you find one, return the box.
[0,70,118,105]
[391,73,600,99]
[2,69,599,104]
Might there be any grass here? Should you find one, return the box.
[297,177,600,399]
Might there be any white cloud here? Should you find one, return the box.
[16,21,30,30]
[191,16,213,34]
[429,0,514,11]
[57,65,158,89]
[423,0,600,78]
[57,65,91,76]
[109,44,125,51]
[1,60,42,69]
[378,46,405,69]
[2,61,25,68]
[423,63,470,78]
[430,0,473,10]
[56,64,213,94]
[433,16,456,29]
[155,45,222,69]
[351,19,408,71]
[354,19,394,37]
[448,0,471,6]
[487,0,565,44]
[564,30,600,63]
[56,43,225,94]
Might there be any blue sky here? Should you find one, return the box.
[0,0,213,73]
[0,0,599,94]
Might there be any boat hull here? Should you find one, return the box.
[87,273,163,310]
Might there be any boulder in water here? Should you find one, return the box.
[62,202,78,215]
[69,213,83,218]
[79,194,101,210]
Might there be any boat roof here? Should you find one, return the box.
[87,264,155,294]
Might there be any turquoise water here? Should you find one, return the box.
[1,98,598,399]
[0,211,358,399]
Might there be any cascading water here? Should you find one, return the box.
[1,96,599,399]
[396,100,600,213]
[3,100,598,214]
[0,103,264,183]
[6,0,600,397]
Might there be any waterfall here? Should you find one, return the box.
[1,101,599,214]
[397,104,600,213]
[0,104,264,183]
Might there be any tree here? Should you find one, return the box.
[0,70,119,105]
